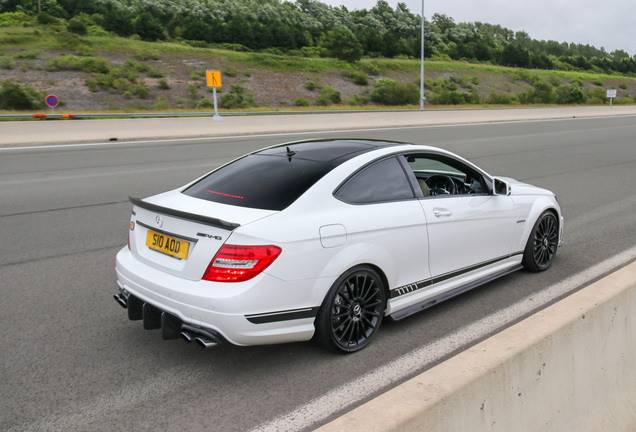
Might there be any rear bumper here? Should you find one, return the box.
[115,247,319,346]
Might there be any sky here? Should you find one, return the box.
[321,0,636,56]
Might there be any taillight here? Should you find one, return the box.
[202,244,282,282]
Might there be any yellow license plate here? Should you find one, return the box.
[145,230,189,260]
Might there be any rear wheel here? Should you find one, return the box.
[314,266,386,353]
[522,211,559,272]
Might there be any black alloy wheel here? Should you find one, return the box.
[522,211,559,272]
[314,266,386,353]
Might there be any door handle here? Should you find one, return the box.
[433,208,452,218]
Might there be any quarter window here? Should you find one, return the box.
[335,156,415,204]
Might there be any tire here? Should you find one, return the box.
[314,266,386,353]
[522,211,559,272]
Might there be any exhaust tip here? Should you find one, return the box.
[113,293,128,309]
[180,331,196,343]
[195,336,218,349]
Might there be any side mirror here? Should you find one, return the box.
[493,178,511,196]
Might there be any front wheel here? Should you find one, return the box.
[522,211,559,272]
[314,266,386,353]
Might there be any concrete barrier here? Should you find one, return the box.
[2,106,636,146]
[316,260,636,432]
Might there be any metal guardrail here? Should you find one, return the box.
[0,109,420,120]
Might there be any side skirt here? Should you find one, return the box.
[388,264,523,321]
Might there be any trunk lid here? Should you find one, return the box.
[128,191,277,280]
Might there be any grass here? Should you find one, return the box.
[1,23,635,113]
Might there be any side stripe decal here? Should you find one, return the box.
[390,253,523,299]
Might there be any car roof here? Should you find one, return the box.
[256,139,412,166]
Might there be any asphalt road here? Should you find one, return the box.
[1,116,635,431]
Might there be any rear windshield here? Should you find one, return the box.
[182,154,334,211]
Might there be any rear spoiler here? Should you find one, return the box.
[129,197,240,231]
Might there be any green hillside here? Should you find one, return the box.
[1,17,635,113]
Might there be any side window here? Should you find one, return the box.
[335,156,415,204]
[402,154,488,197]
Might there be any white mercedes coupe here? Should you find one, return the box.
[115,139,563,353]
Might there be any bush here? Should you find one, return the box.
[158,78,170,90]
[431,89,479,105]
[67,17,87,35]
[45,56,110,74]
[145,66,163,78]
[587,87,608,104]
[614,96,632,105]
[351,71,368,86]
[187,83,200,100]
[547,75,562,87]
[288,47,324,58]
[295,97,310,107]
[196,98,214,109]
[154,97,170,110]
[555,83,588,104]
[316,86,341,106]
[87,25,109,37]
[486,91,520,105]
[134,51,159,61]
[619,83,628,90]
[349,94,371,106]
[85,78,98,92]
[224,67,238,77]
[591,78,604,86]
[220,84,257,109]
[0,55,15,70]
[0,80,45,110]
[361,60,381,75]
[518,80,555,104]
[217,43,250,52]
[36,12,61,26]
[133,85,151,99]
[571,77,584,87]
[371,79,419,105]
[13,50,39,59]
[305,80,317,91]
[0,12,33,27]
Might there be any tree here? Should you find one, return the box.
[67,16,87,34]
[102,8,135,37]
[134,12,165,41]
[322,26,363,63]
[431,13,455,34]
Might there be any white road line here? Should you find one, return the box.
[250,244,636,432]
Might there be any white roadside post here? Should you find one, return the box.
[607,88,617,109]
[206,70,223,121]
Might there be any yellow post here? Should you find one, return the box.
[206,70,222,121]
